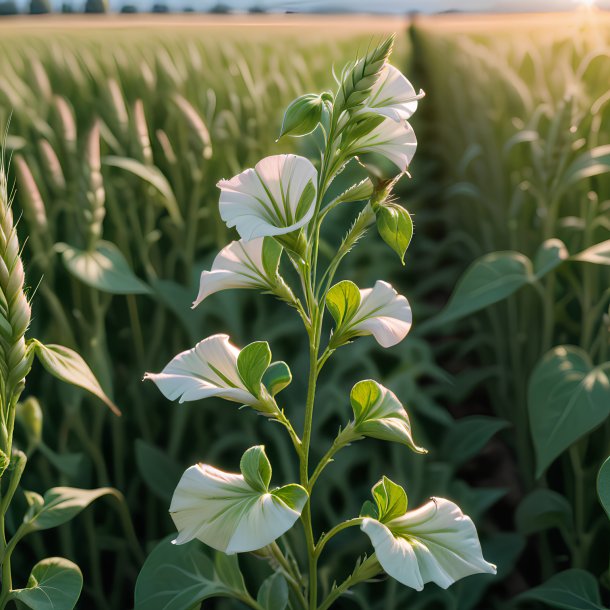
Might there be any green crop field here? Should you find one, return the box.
[0,11,609,610]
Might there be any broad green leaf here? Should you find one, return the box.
[597,456,610,521]
[134,536,245,610]
[103,155,183,226]
[240,445,272,493]
[135,439,183,502]
[59,241,151,295]
[441,416,510,468]
[433,251,534,325]
[534,238,568,278]
[237,341,272,397]
[528,346,610,477]
[375,202,413,264]
[515,489,573,536]
[11,557,82,610]
[32,341,120,415]
[326,280,361,327]
[24,487,118,532]
[573,240,610,266]
[516,569,606,610]
[262,361,292,396]
[213,553,247,594]
[371,476,407,522]
[257,573,288,610]
[560,144,610,193]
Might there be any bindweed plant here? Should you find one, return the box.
[136,36,496,610]
[0,145,130,609]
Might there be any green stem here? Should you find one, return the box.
[314,518,363,560]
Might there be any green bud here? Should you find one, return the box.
[375,202,413,265]
[279,93,323,138]
[17,397,43,452]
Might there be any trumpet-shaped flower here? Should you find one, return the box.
[145,334,261,408]
[193,237,281,307]
[361,64,424,122]
[351,117,417,174]
[361,478,496,591]
[218,154,318,241]
[171,446,308,554]
[327,280,412,348]
[350,380,425,452]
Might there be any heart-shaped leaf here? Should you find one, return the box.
[11,557,83,610]
[528,346,610,477]
[59,241,151,295]
[257,573,288,610]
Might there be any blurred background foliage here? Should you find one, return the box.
[0,13,609,609]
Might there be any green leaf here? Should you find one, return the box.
[572,240,610,266]
[103,155,183,226]
[528,346,610,477]
[515,489,573,536]
[37,443,83,479]
[134,536,246,610]
[279,93,323,138]
[237,341,272,397]
[24,487,118,532]
[213,553,247,594]
[516,569,606,610]
[433,252,533,326]
[441,416,510,468]
[262,361,292,396]
[597,455,610,521]
[59,241,151,295]
[534,238,568,279]
[371,476,407,522]
[239,445,272,493]
[560,144,610,193]
[135,439,183,502]
[261,237,283,278]
[375,202,413,264]
[11,557,83,610]
[271,484,308,511]
[32,341,120,416]
[257,573,288,610]
[326,280,361,327]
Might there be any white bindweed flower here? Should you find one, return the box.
[170,446,308,554]
[218,154,318,241]
[351,117,417,174]
[193,237,281,307]
[361,64,424,122]
[361,478,496,591]
[144,334,259,407]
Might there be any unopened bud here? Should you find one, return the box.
[279,93,323,138]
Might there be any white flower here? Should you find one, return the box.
[170,446,308,554]
[351,118,417,174]
[144,334,258,407]
[193,237,281,307]
[352,280,412,348]
[361,490,496,591]
[218,154,318,241]
[350,379,425,452]
[361,64,424,122]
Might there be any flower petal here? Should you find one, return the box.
[363,497,497,590]
[352,118,417,174]
[351,280,412,348]
[363,64,423,122]
[218,154,317,241]
[144,334,256,406]
[193,238,275,307]
[170,456,308,554]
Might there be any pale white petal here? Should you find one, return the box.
[352,119,417,174]
[170,463,307,554]
[218,154,317,241]
[351,280,412,348]
[144,334,256,406]
[194,238,270,307]
[362,65,423,122]
[361,518,424,590]
[364,498,497,590]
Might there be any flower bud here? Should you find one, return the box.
[17,397,43,452]
[279,93,323,138]
[375,202,413,265]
